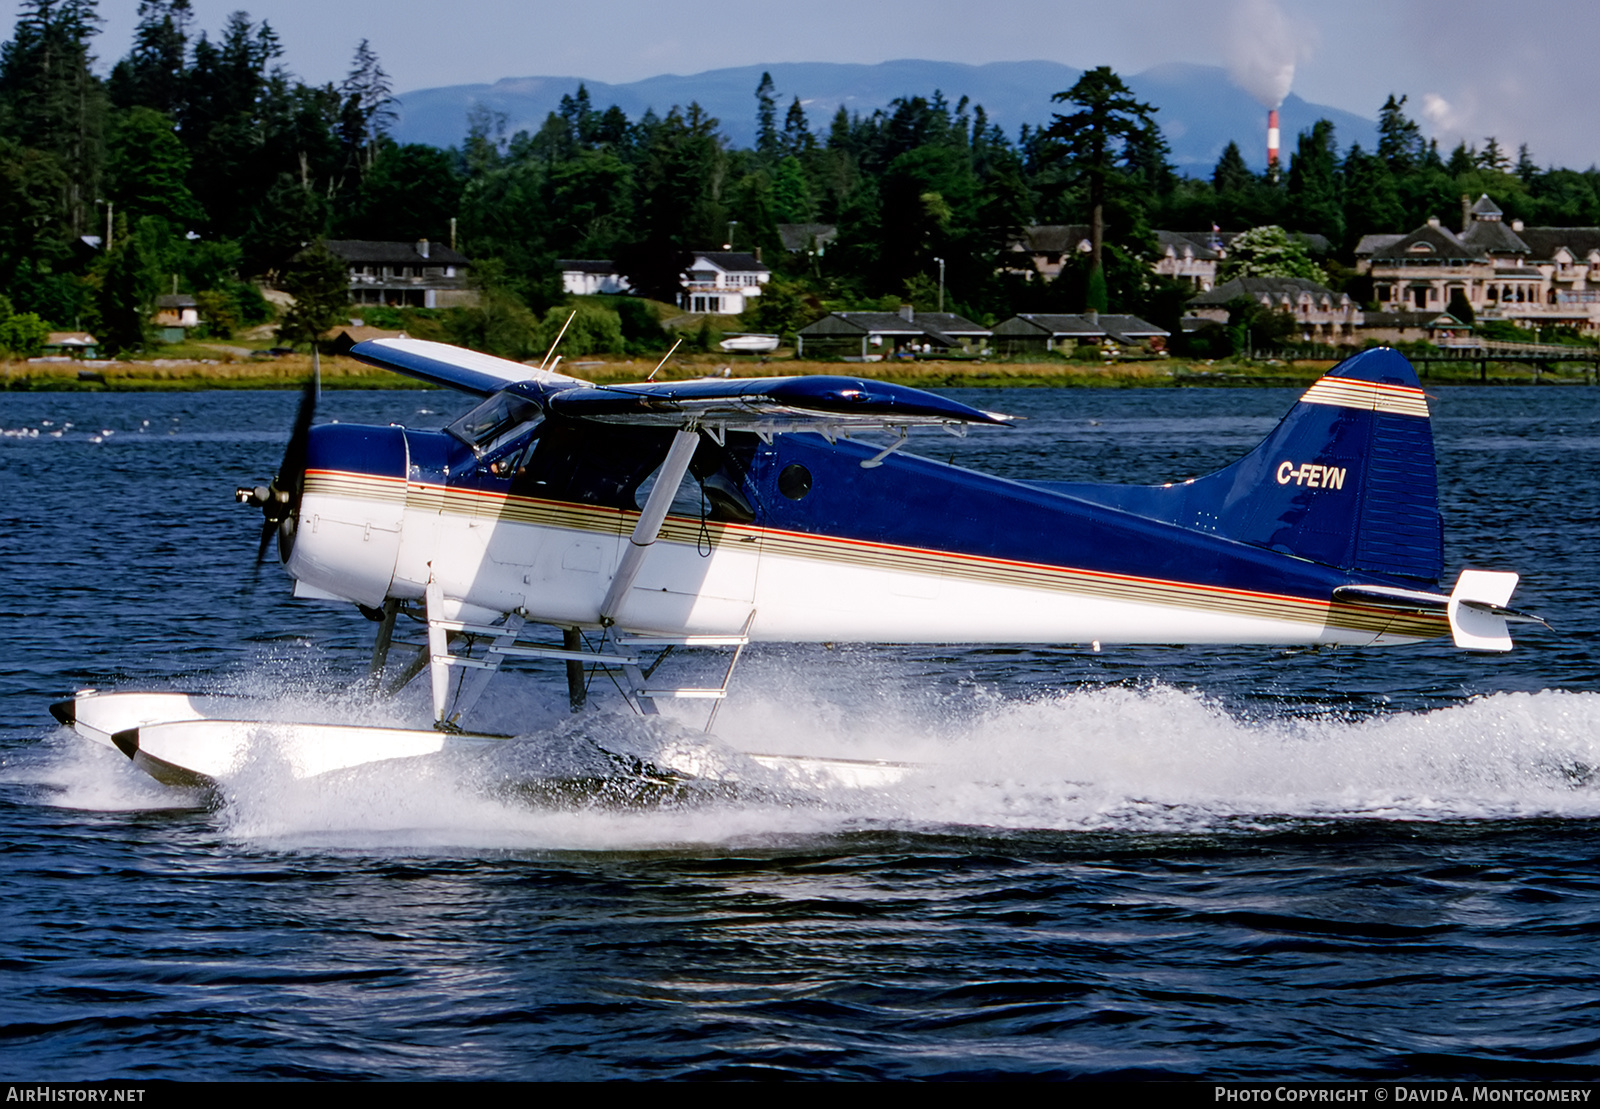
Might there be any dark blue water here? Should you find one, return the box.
[2,384,1599,1080]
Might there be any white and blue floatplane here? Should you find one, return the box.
[52,341,1545,788]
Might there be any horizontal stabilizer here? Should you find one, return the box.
[342,338,590,395]
[548,376,1012,433]
[1447,569,1522,652]
[1331,583,1451,613]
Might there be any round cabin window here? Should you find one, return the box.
[778,463,812,500]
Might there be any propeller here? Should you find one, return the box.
[237,353,320,570]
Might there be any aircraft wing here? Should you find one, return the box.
[342,336,1011,433]
[342,338,591,395]
[547,376,1012,434]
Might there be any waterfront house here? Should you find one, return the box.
[323,239,475,309]
[1187,276,1362,344]
[1359,195,1600,332]
[795,307,990,359]
[990,312,1169,355]
[679,251,771,314]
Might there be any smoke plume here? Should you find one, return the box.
[1226,0,1298,109]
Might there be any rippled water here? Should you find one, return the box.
[1,383,1598,1080]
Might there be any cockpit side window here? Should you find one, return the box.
[509,419,676,509]
[445,391,543,458]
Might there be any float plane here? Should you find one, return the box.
[51,342,1544,788]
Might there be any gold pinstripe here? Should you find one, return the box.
[1300,376,1430,418]
[303,469,1449,641]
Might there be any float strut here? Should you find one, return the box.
[369,598,400,678]
[564,627,586,712]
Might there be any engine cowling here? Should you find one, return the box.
[283,423,408,609]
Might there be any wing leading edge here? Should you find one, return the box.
[344,337,591,395]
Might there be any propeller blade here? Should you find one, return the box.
[276,374,319,505]
[252,518,276,578]
[243,371,320,573]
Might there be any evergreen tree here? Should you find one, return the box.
[462,101,508,178]
[1212,141,1253,195]
[105,106,200,227]
[277,240,348,346]
[754,71,778,161]
[95,213,166,353]
[771,155,814,222]
[546,148,634,257]
[1340,143,1403,250]
[1121,117,1174,200]
[0,136,68,293]
[617,102,726,300]
[338,143,464,242]
[591,104,631,150]
[875,143,973,294]
[108,0,190,114]
[1516,143,1539,186]
[339,38,394,175]
[1040,66,1157,306]
[1376,94,1423,174]
[0,0,106,236]
[557,83,595,149]
[458,157,553,299]
[180,11,302,248]
[781,96,813,157]
[1478,136,1511,173]
[1287,120,1342,243]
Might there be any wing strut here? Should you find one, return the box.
[598,428,700,626]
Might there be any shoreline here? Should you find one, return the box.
[1,352,1589,391]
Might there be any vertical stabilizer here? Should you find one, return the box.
[1058,349,1443,583]
[1191,348,1442,581]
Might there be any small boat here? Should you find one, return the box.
[718,333,780,353]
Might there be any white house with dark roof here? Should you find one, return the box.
[680,251,771,314]
[322,239,475,309]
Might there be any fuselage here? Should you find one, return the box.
[284,415,1448,649]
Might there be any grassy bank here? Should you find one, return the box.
[4,350,1594,392]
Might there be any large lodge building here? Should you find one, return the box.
[1357,195,1600,332]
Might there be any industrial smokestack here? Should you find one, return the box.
[1227,0,1299,177]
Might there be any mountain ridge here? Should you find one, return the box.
[389,59,1379,174]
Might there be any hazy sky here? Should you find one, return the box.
[15,0,1599,169]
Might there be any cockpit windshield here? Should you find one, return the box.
[446,391,543,456]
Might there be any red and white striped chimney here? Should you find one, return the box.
[1267,109,1280,175]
